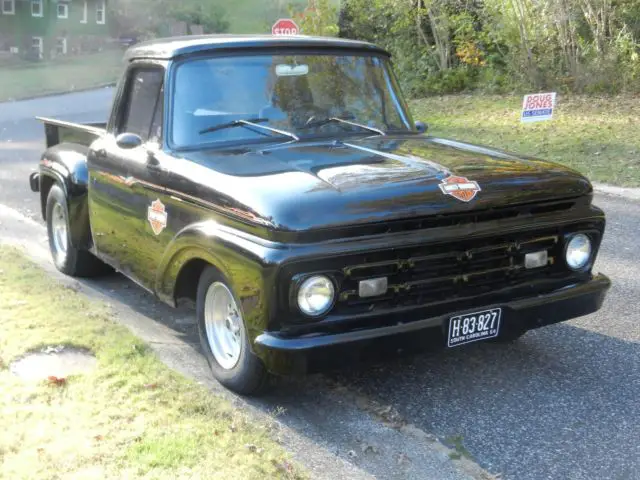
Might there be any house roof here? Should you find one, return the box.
[124,34,389,61]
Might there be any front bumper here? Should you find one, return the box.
[254,273,610,374]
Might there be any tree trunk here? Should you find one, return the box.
[510,0,538,85]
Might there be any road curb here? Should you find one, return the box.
[0,82,116,104]
[593,183,640,201]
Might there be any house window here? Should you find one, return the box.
[80,1,87,23]
[96,0,105,24]
[57,2,68,19]
[31,0,43,17]
[56,37,67,55]
[32,37,43,59]
[2,0,15,15]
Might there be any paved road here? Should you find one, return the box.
[0,88,113,219]
[1,91,638,480]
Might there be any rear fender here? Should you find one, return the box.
[39,143,92,249]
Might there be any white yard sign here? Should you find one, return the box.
[521,92,556,123]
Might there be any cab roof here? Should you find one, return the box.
[125,34,389,61]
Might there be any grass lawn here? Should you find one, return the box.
[0,247,303,480]
[411,95,640,187]
[0,50,124,102]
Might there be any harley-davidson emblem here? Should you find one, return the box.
[439,176,481,202]
[147,199,167,235]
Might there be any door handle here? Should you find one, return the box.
[94,148,107,159]
[147,163,168,175]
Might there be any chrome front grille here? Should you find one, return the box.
[336,233,564,313]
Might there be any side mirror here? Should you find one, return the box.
[116,132,143,149]
[415,121,428,134]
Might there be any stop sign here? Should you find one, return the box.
[272,19,300,36]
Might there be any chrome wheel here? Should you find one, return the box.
[51,202,68,261]
[204,282,243,370]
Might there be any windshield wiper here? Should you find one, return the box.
[300,115,386,136]
[199,118,299,141]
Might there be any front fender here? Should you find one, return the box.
[40,143,91,249]
[156,221,285,337]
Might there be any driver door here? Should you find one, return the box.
[88,64,166,288]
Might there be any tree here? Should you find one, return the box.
[292,0,340,36]
[169,1,230,34]
[341,0,639,94]
[109,0,229,40]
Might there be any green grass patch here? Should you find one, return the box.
[0,50,124,102]
[444,434,472,461]
[0,247,303,480]
[411,95,640,187]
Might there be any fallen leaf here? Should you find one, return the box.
[244,443,263,454]
[272,459,294,474]
[396,453,411,465]
[143,383,158,389]
[362,444,379,454]
[94,435,104,441]
[47,376,66,386]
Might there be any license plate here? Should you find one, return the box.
[447,308,502,347]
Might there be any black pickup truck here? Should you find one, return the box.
[29,35,610,394]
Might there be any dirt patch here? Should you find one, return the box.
[9,345,96,381]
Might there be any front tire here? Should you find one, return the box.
[46,184,108,277]
[196,266,269,395]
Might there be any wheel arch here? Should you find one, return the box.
[173,257,213,306]
[39,172,58,221]
[39,143,92,249]
[155,222,277,336]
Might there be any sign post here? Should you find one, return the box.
[521,92,557,123]
[272,19,300,36]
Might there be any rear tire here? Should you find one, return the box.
[46,184,109,277]
[196,266,269,395]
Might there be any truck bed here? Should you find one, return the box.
[37,116,106,149]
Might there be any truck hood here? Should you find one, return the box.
[177,135,591,232]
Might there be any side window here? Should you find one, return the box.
[148,86,164,145]
[119,68,164,142]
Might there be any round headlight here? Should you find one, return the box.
[565,234,592,270]
[297,275,335,317]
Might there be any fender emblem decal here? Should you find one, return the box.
[439,176,481,202]
[148,199,168,235]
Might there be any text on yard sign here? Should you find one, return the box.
[521,92,556,123]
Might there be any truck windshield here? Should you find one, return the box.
[171,53,414,148]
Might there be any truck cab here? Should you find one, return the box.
[30,35,610,395]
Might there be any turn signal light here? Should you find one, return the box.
[525,250,548,269]
[359,277,388,298]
